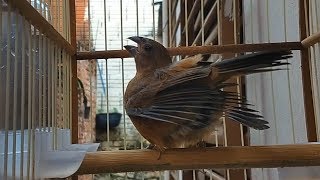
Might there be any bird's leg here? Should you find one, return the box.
[146,144,155,149]
[147,144,165,160]
[195,140,208,174]
[195,140,207,148]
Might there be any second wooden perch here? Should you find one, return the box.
[76,42,303,60]
[76,144,320,175]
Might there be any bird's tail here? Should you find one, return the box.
[213,50,293,76]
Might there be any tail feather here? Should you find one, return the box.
[214,50,293,75]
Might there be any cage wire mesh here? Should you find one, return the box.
[76,0,228,179]
[0,0,73,179]
[78,0,320,180]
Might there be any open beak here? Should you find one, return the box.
[128,36,143,44]
[124,45,138,57]
[125,36,145,57]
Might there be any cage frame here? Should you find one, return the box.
[4,0,320,178]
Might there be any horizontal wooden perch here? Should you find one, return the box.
[76,144,320,175]
[302,31,320,48]
[76,42,303,60]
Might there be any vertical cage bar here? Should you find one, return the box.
[300,0,317,142]
[168,0,172,47]
[266,0,279,145]
[26,21,32,180]
[218,0,245,179]
[152,0,156,40]
[105,58,110,147]
[0,0,2,131]
[68,55,72,130]
[120,0,127,151]
[38,34,43,129]
[121,1,127,178]
[53,0,59,29]
[51,43,55,149]
[59,48,62,132]
[63,50,67,129]
[192,170,196,180]
[87,0,94,146]
[136,0,139,37]
[65,52,69,129]
[64,50,67,129]
[40,0,43,15]
[59,48,63,130]
[69,0,78,145]
[184,0,188,46]
[57,47,61,130]
[66,53,69,129]
[103,0,110,150]
[135,0,144,150]
[89,60,93,141]
[62,0,66,38]
[12,10,20,179]
[233,0,247,179]
[88,0,91,51]
[49,0,53,23]
[312,0,320,139]
[42,37,47,129]
[58,42,62,131]
[53,45,57,149]
[4,4,11,179]
[69,55,72,129]
[58,0,61,33]
[284,0,296,144]
[200,0,204,45]
[47,40,51,133]
[31,28,37,180]
[66,1,71,42]
[20,15,26,180]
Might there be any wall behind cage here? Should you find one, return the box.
[309,0,320,141]
[242,0,320,179]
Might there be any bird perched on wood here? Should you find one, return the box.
[124,36,292,151]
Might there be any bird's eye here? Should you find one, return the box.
[144,44,152,51]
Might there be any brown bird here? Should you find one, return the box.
[124,36,292,150]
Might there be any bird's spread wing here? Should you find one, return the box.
[126,53,274,130]
[127,83,269,130]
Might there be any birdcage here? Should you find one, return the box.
[1,0,320,179]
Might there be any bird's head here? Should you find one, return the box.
[124,36,172,74]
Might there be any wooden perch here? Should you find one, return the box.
[76,144,320,175]
[302,31,320,48]
[76,42,303,60]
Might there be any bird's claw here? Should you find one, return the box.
[147,144,165,160]
[195,140,207,148]
[146,144,155,149]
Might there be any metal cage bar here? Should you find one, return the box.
[1,0,73,179]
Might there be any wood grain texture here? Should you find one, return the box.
[299,0,317,142]
[6,0,76,55]
[70,1,78,179]
[302,31,320,48]
[75,144,320,175]
[69,0,78,145]
[76,42,303,60]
